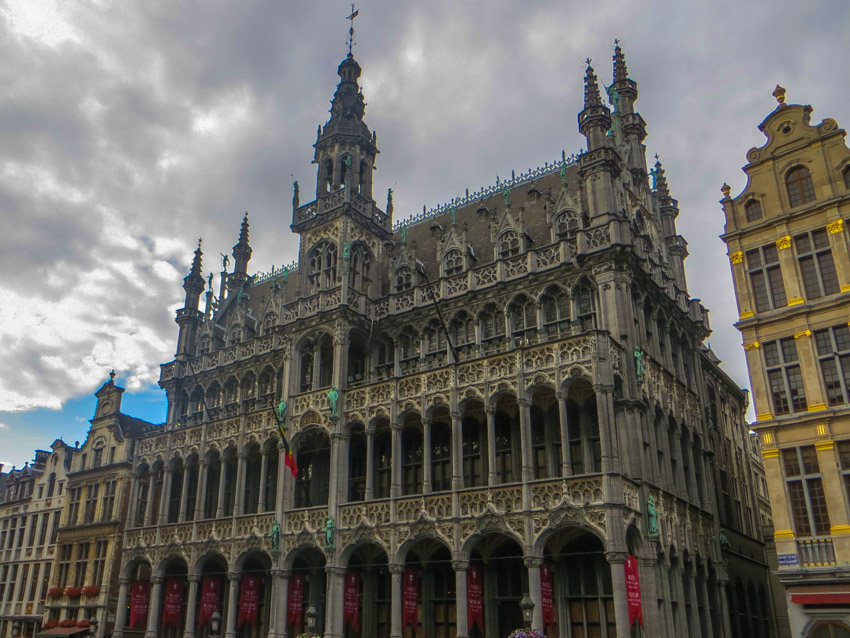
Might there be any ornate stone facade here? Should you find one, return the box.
[113,44,773,638]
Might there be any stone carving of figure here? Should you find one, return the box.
[647,494,658,536]
[221,253,230,272]
[634,346,645,383]
[207,272,214,290]
[292,179,300,209]
[325,515,335,549]
[560,162,568,187]
[400,226,407,246]
[328,386,339,417]
[343,242,351,260]
[277,398,287,427]
[271,519,281,552]
[502,187,511,207]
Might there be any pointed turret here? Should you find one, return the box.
[609,41,648,185]
[229,213,252,292]
[652,158,688,290]
[578,61,611,152]
[175,239,206,358]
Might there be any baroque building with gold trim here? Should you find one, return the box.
[111,44,778,638]
[721,87,850,637]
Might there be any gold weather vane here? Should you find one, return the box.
[347,3,359,57]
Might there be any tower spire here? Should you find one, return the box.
[229,212,253,291]
[612,39,629,83]
[189,238,203,278]
[176,238,205,357]
[583,60,602,108]
[652,156,671,198]
[346,3,359,58]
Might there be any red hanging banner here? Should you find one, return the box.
[237,575,260,628]
[625,554,644,629]
[129,580,150,628]
[161,578,185,627]
[287,573,305,627]
[343,571,361,631]
[197,576,222,628]
[402,567,419,628]
[540,562,555,629]
[467,565,484,634]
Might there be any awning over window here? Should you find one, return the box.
[35,627,90,637]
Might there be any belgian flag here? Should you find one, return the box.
[275,406,297,477]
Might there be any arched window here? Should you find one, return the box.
[399,327,420,363]
[294,430,331,507]
[348,338,367,386]
[340,155,351,188]
[574,280,597,331]
[479,304,505,343]
[555,210,580,238]
[844,165,850,189]
[424,320,446,355]
[566,381,600,474]
[430,409,452,492]
[358,160,369,195]
[348,243,372,294]
[348,425,367,502]
[531,387,560,478]
[46,473,56,498]
[228,325,243,347]
[401,416,423,495]
[395,266,412,292]
[240,372,256,406]
[450,311,475,348]
[263,313,277,335]
[300,348,314,392]
[786,166,816,207]
[373,423,392,499]
[243,444,262,514]
[258,367,274,397]
[223,378,238,405]
[498,231,520,258]
[198,334,211,355]
[462,401,487,487]
[203,452,221,519]
[221,448,238,516]
[494,395,520,483]
[375,335,394,378]
[744,199,762,222]
[318,336,334,389]
[443,249,463,276]
[322,159,333,193]
[308,241,338,293]
[541,286,570,333]
[509,294,536,337]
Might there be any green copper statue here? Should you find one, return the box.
[647,494,658,536]
[449,206,457,225]
[400,226,407,246]
[325,515,335,550]
[343,242,351,259]
[649,167,659,191]
[502,186,511,207]
[271,519,281,552]
[292,179,300,209]
[634,346,646,383]
[328,386,339,417]
[277,398,287,426]
[560,162,567,187]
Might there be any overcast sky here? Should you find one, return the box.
[1,0,848,469]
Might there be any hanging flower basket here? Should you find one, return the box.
[63,587,82,597]
[82,585,100,597]
[47,587,63,598]
[508,630,547,638]
[76,620,90,628]
[58,619,76,627]
[44,620,59,629]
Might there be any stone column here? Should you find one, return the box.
[325,566,345,638]
[775,235,804,305]
[145,576,164,638]
[216,458,228,517]
[113,577,130,638]
[270,569,290,638]
[716,568,733,638]
[277,441,288,519]
[365,428,375,500]
[127,476,140,527]
[524,557,544,632]
[685,438,698,506]
[143,474,156,526]
[233,452,247,516]
[606,552,631,638]
[815,440,850,538]
[422,418,432,493]
[451,411,463,491]
[698,569,714,638]
[195,459,208,521]
[594,385,616,474]
[184,574,200,638]
[178,466,191,522]
[556,392,571,476]
[158,469,173,525]
[727,251,755,320]
[827,218,850,289]
[328,432,345,511]
[224,573,240,638]
[485,407,497,486]
[795,329,828,411]
[390,424,401,498]
[388,564,403,638]
[453,561,469,638]
[687,568,701,638]
[258,451,269,512]
[517,399,533,484]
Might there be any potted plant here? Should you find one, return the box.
[63,586,82,597]
[44,619,59,629]
[47,587,62,598]
[81,585,100,597]
[76,620,90,628]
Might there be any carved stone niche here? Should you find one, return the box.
[349,520,378,546]
[475,504,509,535]
[200,537,221,557]
[409,512,440,541]
[548,500,587,528]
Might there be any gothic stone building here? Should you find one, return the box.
[721,88,850,637]
[117,45,774,638]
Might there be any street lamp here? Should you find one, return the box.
[306,604,318,633]
[11,621,21,637]
[88,617,99,637]
[519,594,534,630]
[210,610,222,638]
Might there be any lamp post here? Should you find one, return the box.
[88,616,99,637]
[519,594,534,630]
[306,604,318,634]
[11,621,21,637]
[210,610,222,638]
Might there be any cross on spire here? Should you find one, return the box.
[347,3,359,58]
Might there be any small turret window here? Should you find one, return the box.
[509,294,536,337]
[198,334,211,355]
[228,325,243,347]
[308,241,338,293]
[498,231,521,258]
[745,199,763,222]
[443,249,464,276]
[395,267,412,292]
[786,166,816,207]
[323,159,333,193]
[555,210,580,238]
[348,243,372,294]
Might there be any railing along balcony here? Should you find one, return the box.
[797,537,836,567]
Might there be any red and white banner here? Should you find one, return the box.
[343,571,360,631]
[402,567,418,627]
[287,573,305,627]
[161,578,185,627]
[540,563,555,629]
[129,580,150,628]
[625,555,644,629]
[467,565,484,633]
[237,575,260,628]
[197,576,222,628]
